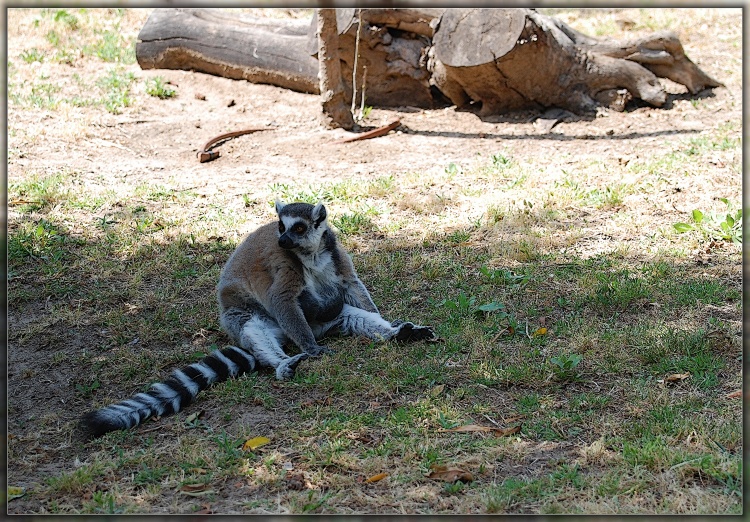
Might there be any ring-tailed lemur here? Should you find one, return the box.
[82,201,436,437]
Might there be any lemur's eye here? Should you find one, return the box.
[278,222,285,233]
[293,223,307,234]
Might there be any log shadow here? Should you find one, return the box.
[399,123,701,142]
[455,84,720,124]
[626,88,718,111]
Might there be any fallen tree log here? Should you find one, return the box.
[136,8,722,115]
[136,8,319,94]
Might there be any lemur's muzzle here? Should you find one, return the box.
[278,233,295,250]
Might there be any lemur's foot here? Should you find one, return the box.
[304,344,334,357]
[392,321,438,342]
[275,353,309,380]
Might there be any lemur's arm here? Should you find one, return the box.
[268,277,329,356]
[337,250,380,314]
[345,278,380,314]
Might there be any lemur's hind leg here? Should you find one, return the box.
[317,304,436,342]
[222,308,308,380]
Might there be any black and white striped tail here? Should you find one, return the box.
[81,345,256,438]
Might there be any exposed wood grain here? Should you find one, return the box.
[433,8,526,67]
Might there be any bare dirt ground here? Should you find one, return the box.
[9,9,740,228]
[6,7,742,515]
[12,50,738,206]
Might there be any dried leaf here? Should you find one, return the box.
[493,424,522,437]
[11,198,45,206]
[189,467,207,475]
[429,384,445,397]
[8,486,25,501]
[658,372,690,385]
[180,483,213,496]
[426,464,474,483]
[346,431,379,445]
[242,436,271,451]
[440,424,495,433]
[725,390,743,399]
[184,410,204,424]
[300,397,331,408]
[180,483,207,492]
[439,423,521,437]
[285,472,306,490]
[365,472,388,483]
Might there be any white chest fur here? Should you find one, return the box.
[299,252,338,300]
[300,251,339,298]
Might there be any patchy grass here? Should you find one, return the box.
[6,6,742,516]
[7,146,741,513]
[144,76,177,99]
[7,8,145,114]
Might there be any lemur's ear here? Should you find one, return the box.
[312,202,327,227]
[274,199,286,215]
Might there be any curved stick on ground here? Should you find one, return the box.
[198,128,274,163]
[331,119,401,145]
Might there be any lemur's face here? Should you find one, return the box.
[275,201,327,252]
[277,216,311,250]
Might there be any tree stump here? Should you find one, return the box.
[427,8,723,115]
[316,8,354,129]
[136,8,723,116]
[303,8,440,109]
